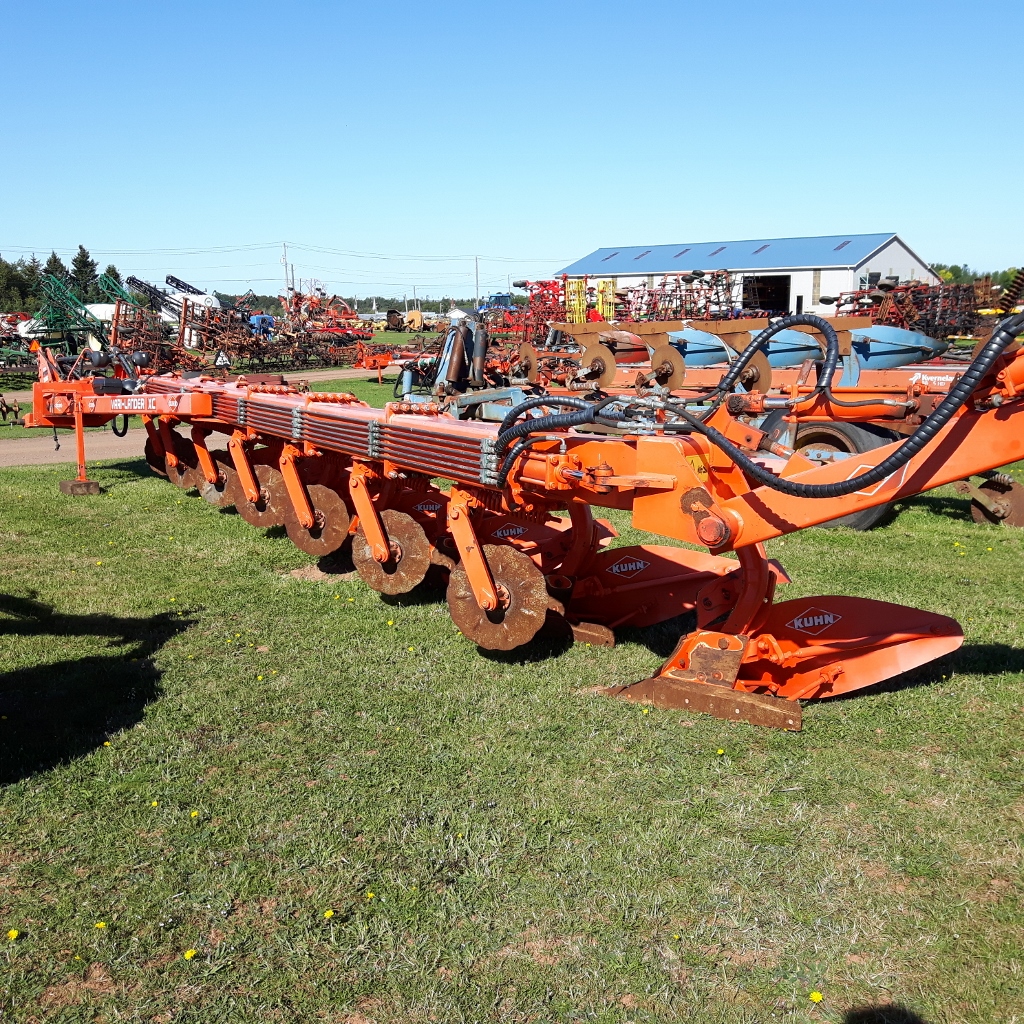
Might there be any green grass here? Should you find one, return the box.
[1,461,1023,1023]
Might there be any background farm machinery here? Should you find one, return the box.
[25,311,1024,732]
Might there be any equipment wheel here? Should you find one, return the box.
[446,543,548,650]
[228,464,287,526]
[760,415,897,530]
[351,508,431,594]
[165,438,200,491]
[284,484,352,555]
[970,478,1024,527]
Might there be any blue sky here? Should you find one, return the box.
[2,0,1021,298]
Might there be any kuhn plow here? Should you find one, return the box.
[25,313,1024,730]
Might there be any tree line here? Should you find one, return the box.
[0,246,123,313]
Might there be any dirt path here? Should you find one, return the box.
[1,429,148,468]
[0,367,393,467]
[0,366,389,405]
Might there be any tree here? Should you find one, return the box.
[102,264,122,287]
[70,244,99,302]
[43,251,68,279]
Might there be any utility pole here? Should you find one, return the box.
[475,255,479,310]
[281,242,289,293]
[413,284,417,310]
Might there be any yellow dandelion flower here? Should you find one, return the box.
[257,675,263,681]
[183,949,197,960]
[7,929,18,941]
[809,991,823,1003]
[323,909,334,919]
[96,560,102,566]
[169,597,176,602]
[387,620,394,626]
[408,646,415,652]
[103,741,111,747]
[151,801,158,807]
[190,811,199,818]
[365,892,375,900]
[347,597,354,602]
[716,749,725,755]
[94,922,106,929]
[334,595,340,600]
[672,933,680,940]
[642,708,649,715]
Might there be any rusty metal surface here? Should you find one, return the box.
[198,451,235,506]
[969,478,1024,526]
[351,508,431,595]
[285,483,351,556]
[447,543,549,650]
[228,464,286,527]
[607,674,802,729]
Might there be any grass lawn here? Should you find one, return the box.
[0,448,1023,1021]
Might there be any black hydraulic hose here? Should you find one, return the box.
[713,313,841,406]
[111,414,129,437]
[672,312,1024,499]
[497,396,593,436]
[495,436,550,489]
[496,407,600,455]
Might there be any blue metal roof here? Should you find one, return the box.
[554,233,898,277]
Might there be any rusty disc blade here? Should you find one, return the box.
[165,451,199,490]
[199,451,235,506]
[285,484,352,556]
[351,508,431,594]
[579,343,617,387]
[446,543,548,651]
[144,436,167,477]
[517,343,539,383]
[649,344,686,389]
[232,464,286,527]
[970,479,1024,527]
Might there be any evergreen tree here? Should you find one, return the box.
[43,251,68,280]
[103,264,122,286]
[70,244,99,302]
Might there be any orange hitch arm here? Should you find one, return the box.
[447,488,499,611]
[279,444,314,530]
[349,461,390,562]
[227,430,260,503]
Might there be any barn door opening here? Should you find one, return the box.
[742,275,791,315]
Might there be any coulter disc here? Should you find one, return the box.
[970,478,1024,527]
[740,350,772,392]
[446,543,548,651]
[517,343,539,383]
[229,464,287,527]
[284,484,352,555]
[144,436,168,477]
[199,451,236,506]
[579,343,618,388]
[649,344,685,389]
[351,508,431,594]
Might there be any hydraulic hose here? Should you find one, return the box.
[714,313,841,405]
[111,414,129,438]
[495,436,551,489]
[496,406,602,455]
[672,312,1024,499]
[497,396,594,436]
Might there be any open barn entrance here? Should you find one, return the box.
[742,275,791,315]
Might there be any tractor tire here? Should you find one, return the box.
[760,414,899,531]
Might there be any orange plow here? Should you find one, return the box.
[23,313,1024,730]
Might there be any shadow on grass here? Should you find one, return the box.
[0,594,194,785]
[890,493,974,523]
[844,1004,929,1024]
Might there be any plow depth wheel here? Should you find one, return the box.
[970,478,1024,527]
[446,543,548,651]
[351,508,431,594]
[229,464,287,527]
[285,484,351,555]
